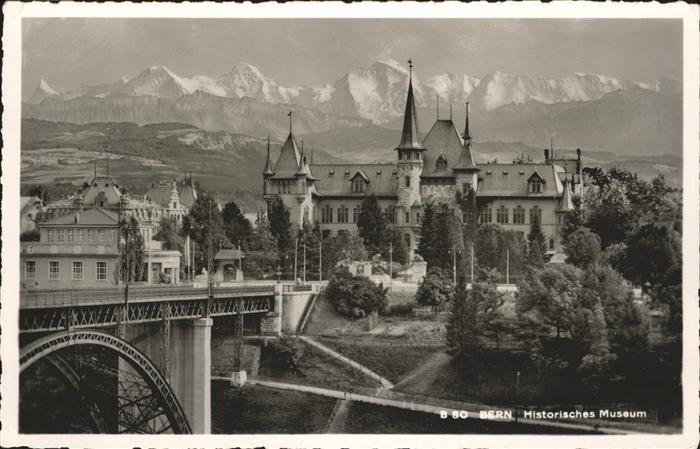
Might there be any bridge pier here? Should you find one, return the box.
[122,317,212,433]
[260,284,283,336]
[168,318,211,434]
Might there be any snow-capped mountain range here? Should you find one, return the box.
[27,60,679,125]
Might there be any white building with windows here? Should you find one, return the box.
[262,61,583,253]
[20,207,181,290]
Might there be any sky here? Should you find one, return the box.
[22,18,682,97]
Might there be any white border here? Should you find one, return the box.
[2,2,698,448]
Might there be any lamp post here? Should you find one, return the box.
[515,370,521,423]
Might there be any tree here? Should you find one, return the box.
[297,221,321,281]
[561,195,586,241]
[577,301,617,397]
[415,268,453,315]
[416,203,437,265]
[321,232,368,280]
[268,197,293,273]
[445,278,480,365]
[527,220,546,268]
[222,201,252,247]
[356,195,388,257]
[516,264,582,339]
[445,269,504,364]
[433,209,464,272]
[387,228,409,266]
[455,186,480,245]
[182,192,226,273]
[474,223,503,271]
[244,210,278,279]
[119,216,145,283]
[325,266,388,318]
[155,216,182,251]
[564,228,601,269]
[584,179,634,248]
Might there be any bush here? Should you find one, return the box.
[387,302,415,317]
[326,266,388,319]
[264,337,303,373]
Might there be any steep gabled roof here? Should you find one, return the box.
[421,119,463,177]
[178,180,197,208]
[273,133,301,178]
[263,136,275,176]
[82,175,122,206]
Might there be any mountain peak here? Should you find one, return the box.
[376,59,408,73]
[37,79,59,95]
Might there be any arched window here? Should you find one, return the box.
[404,233,411,248]
[436,155,447,171]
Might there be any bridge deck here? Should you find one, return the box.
[19,284,278,333]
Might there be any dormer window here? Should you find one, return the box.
[528,172,546,193]
[351,171,369,193]
[353,178,366,193]
[436,154,448,171]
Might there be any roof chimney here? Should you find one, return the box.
[74,213,80,224]
[544,148,550,162]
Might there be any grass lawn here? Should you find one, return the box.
[338,401,601,434]
[211,382,336,433]
[257,338,381,393]
[316,336,440,384]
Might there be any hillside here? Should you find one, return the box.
[20,119,346,210]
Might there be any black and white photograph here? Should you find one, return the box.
[1,2,698,448]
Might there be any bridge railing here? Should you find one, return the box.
[20,284,275,308]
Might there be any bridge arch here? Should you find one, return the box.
[20,330,191,434]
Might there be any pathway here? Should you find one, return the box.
[324,399,351,433]
[211,377,637,435]
[298,335,394,389]
[393,350,451,389]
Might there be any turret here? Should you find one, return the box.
[452,101,480,192]
[395,59,425,215]
[263,136,274,195]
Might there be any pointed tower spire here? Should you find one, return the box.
[453,101,478,171]
[263,135,274,176]
[288,110,293,135]
[463,101,471,142]
[396,59,424,151]
[449,96,453,120]
[557,172,574,212]
[550,135,554,161]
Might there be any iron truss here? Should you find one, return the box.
[20,293,273,333]
[20,329,192,434]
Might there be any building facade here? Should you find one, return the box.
[44,171,198,230]
[21,207,182,290]
[262,62,583,254]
